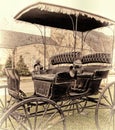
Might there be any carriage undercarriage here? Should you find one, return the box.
[0,81,114,130]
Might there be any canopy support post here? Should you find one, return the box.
[111,25,115,68]
[43,26,46,70]
[34,24,46,69]
[73,14,78,53]
[81,32,84,52]
[12,48,16,69]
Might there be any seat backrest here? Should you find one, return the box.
[5,68,20,98]
[50,52,81,65]
[50,52,111,65]
[81,53,111,64]
[74,69,109,95]
[94,69,109,79]
[86,69,109,95]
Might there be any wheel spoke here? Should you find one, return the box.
[108,87,113,104]
[102,93,112,106]
[95,82,115,130]
[42,111,58,129]
[8,116,15,130]
[22,105,32,129]
[37,103,50,129]
[0,97,65,130]
[113,114,115,130]
[114,84,115,104]
[34,101,38,130]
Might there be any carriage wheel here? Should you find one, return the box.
[0,97,66,130]
[95,81,115,130]
[3,90,27,112]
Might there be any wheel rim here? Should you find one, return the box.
[95,82,115,130]
[0,97,65,130]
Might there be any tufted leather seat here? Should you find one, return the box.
[81,53,111,64]
[50,52,111,65]
[50,52,81,65]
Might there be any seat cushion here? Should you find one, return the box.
[32,74,56,82]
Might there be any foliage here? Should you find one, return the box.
[5,55,12,68]
[16,55,31,76]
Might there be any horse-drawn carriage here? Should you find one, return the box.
[0,2,115,130]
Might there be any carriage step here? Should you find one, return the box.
[69,88,91,96]
[69,92,85,96]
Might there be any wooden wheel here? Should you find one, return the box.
[0,97,66,130]
[95,81,115,130]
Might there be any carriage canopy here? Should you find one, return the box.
[14,2,115,32]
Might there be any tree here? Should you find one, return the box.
[16,55,31,76]
[5,55,12,68]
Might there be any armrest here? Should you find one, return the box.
[77,72,94,78]
[32,74,56,82]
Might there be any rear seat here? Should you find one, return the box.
[32,52,81,80]
[81,53,111,72]
[32,52,111,81]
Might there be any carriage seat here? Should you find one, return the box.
[50,51,81,65]
[68,53,111,96]
[33,52,111,81]
[33,52,81,82]
[32,74,56,82]
[82,53,111,64]
[70,68,109,96]
[32,52,111,98]
[32,71,73,83]
[49,52,111,72]
[4,68,26,100]
[32,72,73,98]
[46,51,81,74]
[81,53,111,72]
[32,51,81,78]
